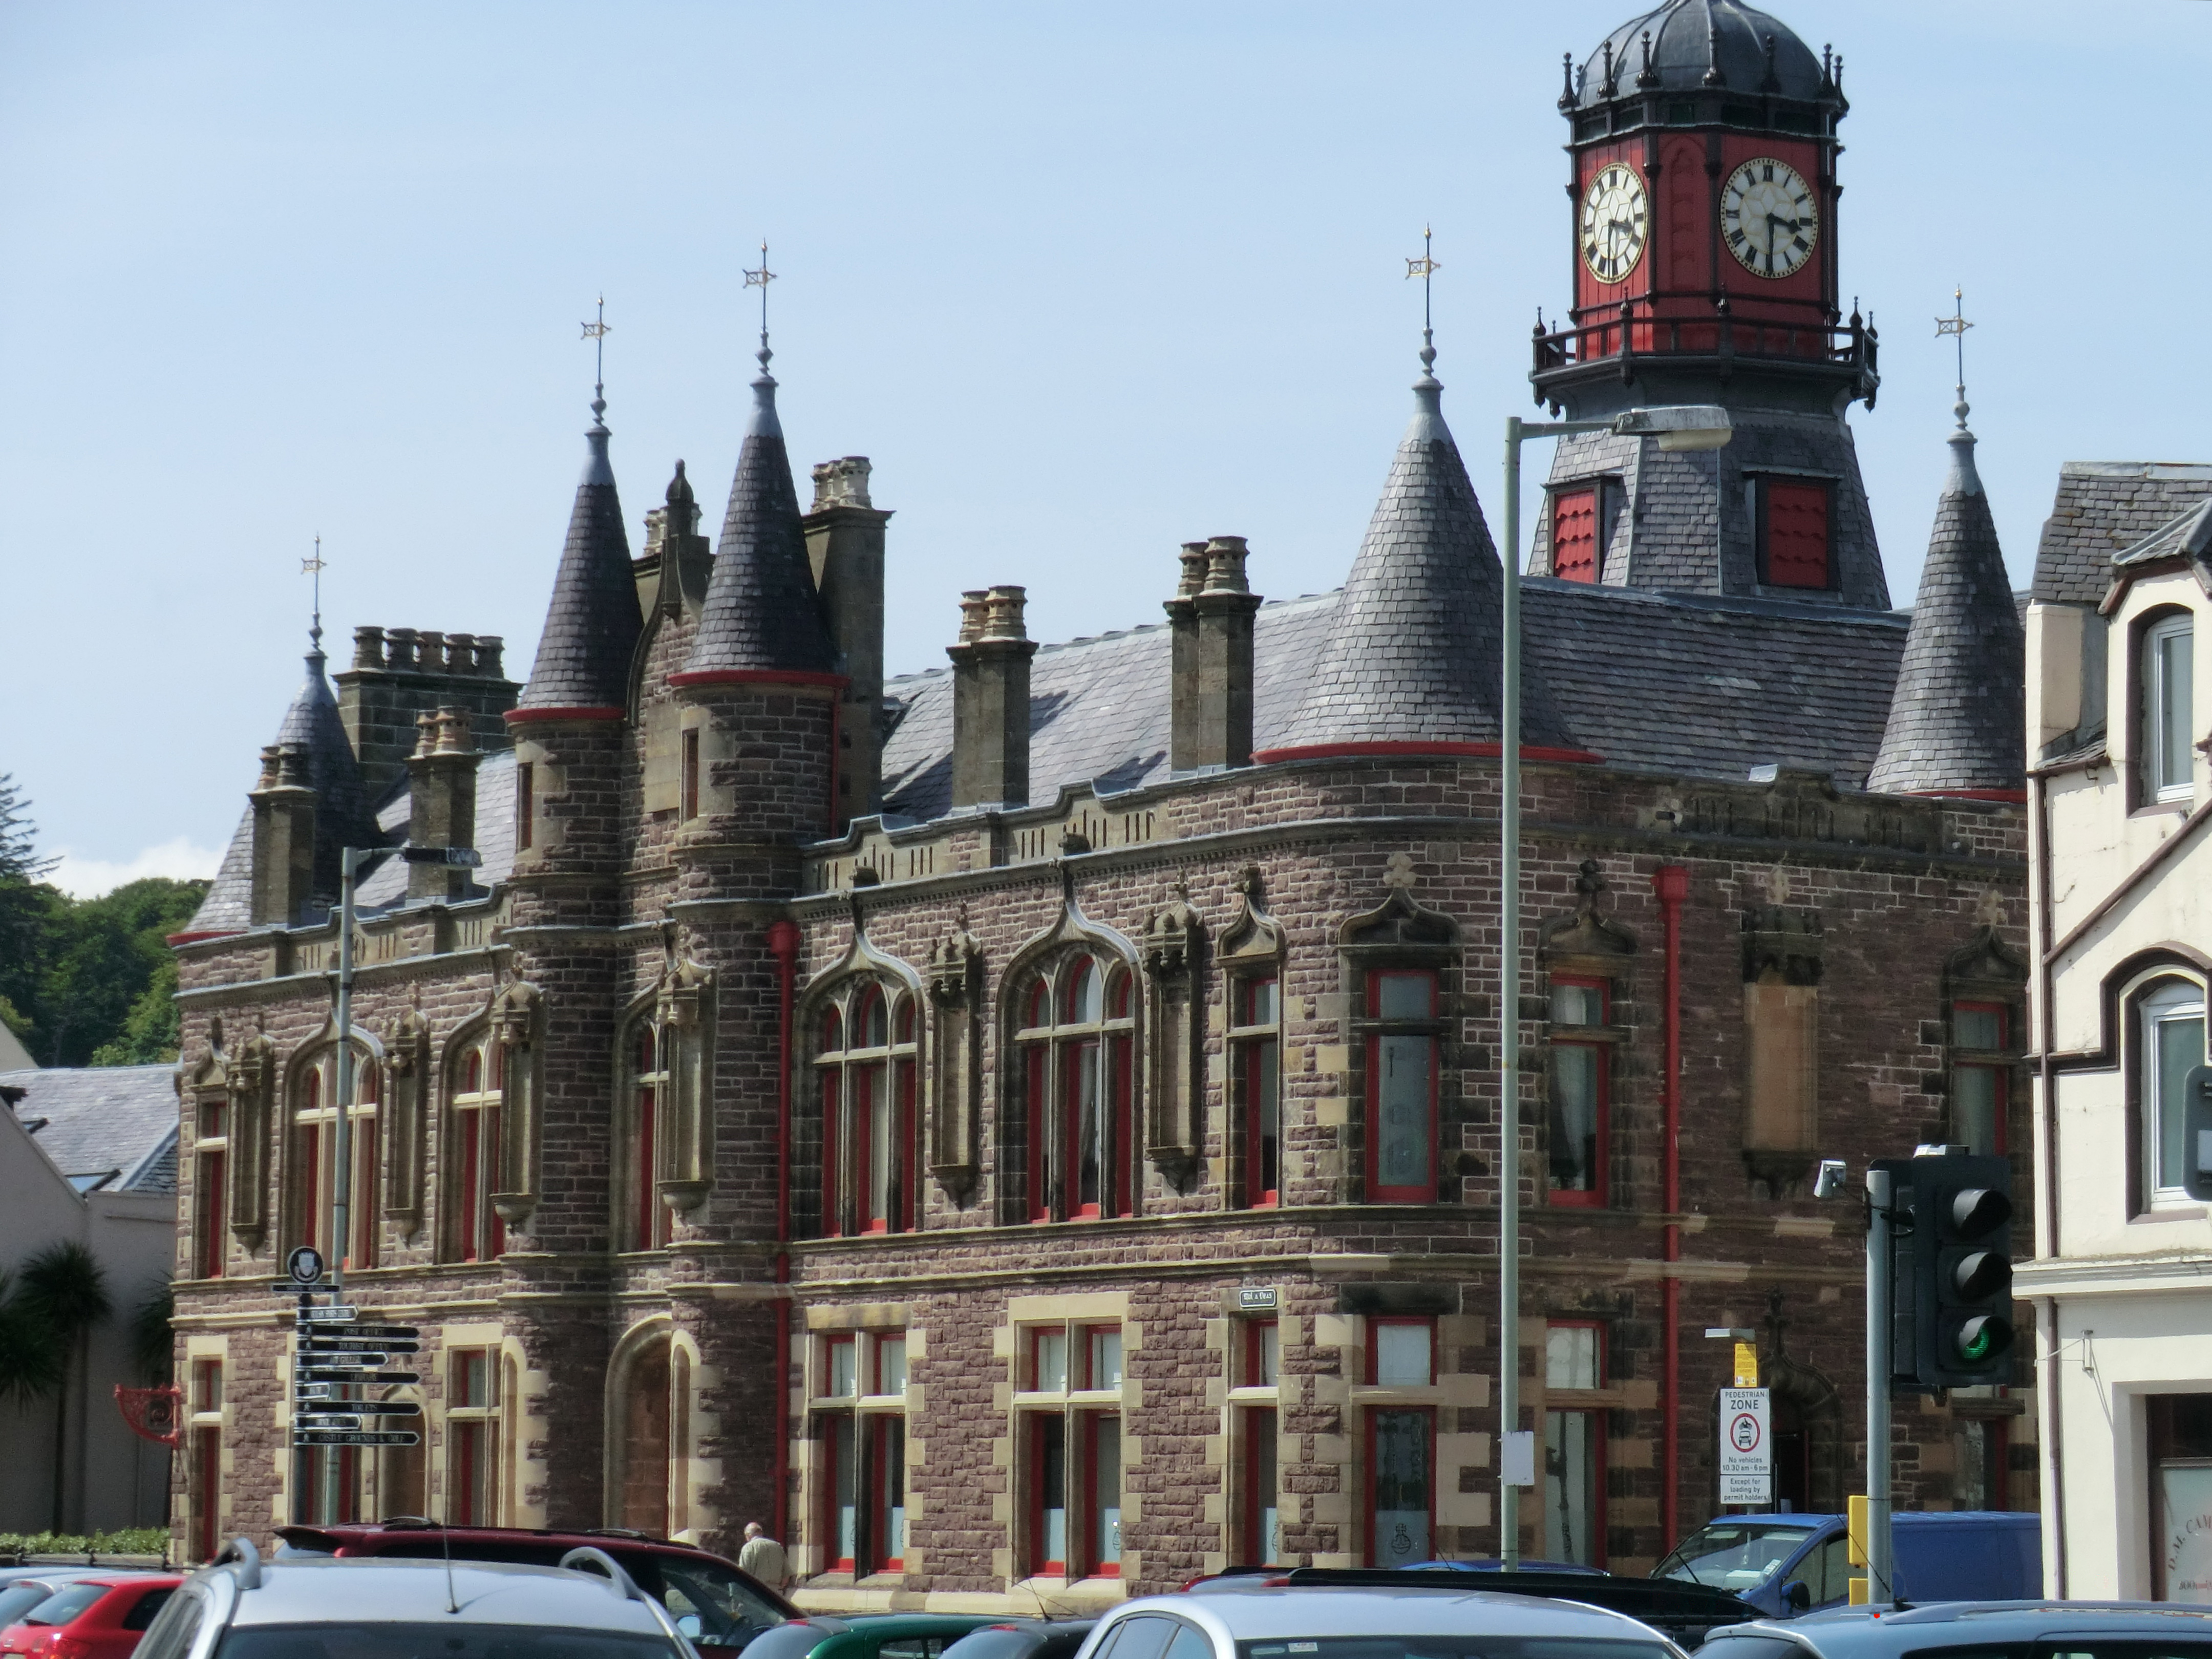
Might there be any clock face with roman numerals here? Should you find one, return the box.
[1579,162,1648,285]
[1722,157,1819,279]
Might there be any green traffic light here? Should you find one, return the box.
[1955,1313,2011,1364]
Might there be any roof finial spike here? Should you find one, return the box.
[1761,32,1780,92]
[1405,226,1441,386]
[743,240,777,380]
[1822,42,1835,89]
[1637,30,1659,89]
[580,295,611,430]
[1558,49,1577,111]
[1704,20,1727,86]
[300,536,327,658]
[1600,38,1617,97]
[1936,285,1975,432]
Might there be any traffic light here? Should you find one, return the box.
[1897,1152,2014,1389]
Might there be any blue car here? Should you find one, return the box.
[1698,1600,2212,1659]
[1655,1513,2040,1617]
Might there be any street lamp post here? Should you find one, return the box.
[1497,404,1730,1568]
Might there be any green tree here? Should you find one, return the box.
[0,1269,67,1410]
[16,1242,112,1532]
[89,961,184,1066]
[127,1280,175,1385]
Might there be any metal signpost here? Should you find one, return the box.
[1718,1387,1772,1506]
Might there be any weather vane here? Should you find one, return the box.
[743,240,777,372]
[581,296,610,415]
[1935,286,1973,429]
[1406,226,1441,375]
[301,536,326,652]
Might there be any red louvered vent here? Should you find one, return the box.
[1553,488,1599,583]
[1764,481,1831,588]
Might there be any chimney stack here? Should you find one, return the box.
[406,708,480,901]
[1167,536,1261,772]
[805,456,893,833]
[948,585,1038,810]
[248,742,318,926]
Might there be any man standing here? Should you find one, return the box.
[738,1521,792,1592]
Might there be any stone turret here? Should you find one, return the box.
[949,586,1038,809]
[1167,536,1262,772]
[804,456,893,833]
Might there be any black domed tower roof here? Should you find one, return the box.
[1570,0,1833,112]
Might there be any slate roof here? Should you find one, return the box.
[682,367,838,678]
[880,579,1908,819]
[515,409,642,712]
[1576,0,1828,109]
[182,646,380,936]
[1869,428,2026,795]
[1,1066,179,1194]
[2032,462,2212,605]
[1262,370,1575,756]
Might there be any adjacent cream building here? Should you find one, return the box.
[2024,463,2212,1601]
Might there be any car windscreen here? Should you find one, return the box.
[22,1585,112,1627]
[622,1558,787,1648]
[1654,1522,1816,1591]
[0,1585,58,1626]
[938,1633,1045,1659]
[217,1623,680,1659]
[1240,1640,1676,1659]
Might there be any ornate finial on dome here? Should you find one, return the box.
[300,536,326,658]
[1936,285,1976,436]
[1835,53,1845,94]
[1761,32,1780,92]
[1600,38,1618,97]
[743,240,777,381]
[580,295,610,432]
[1558,50,1576,110]
[1405,226,1441,387]
[1705,20,1726,86]
[1637,30,1660,89]
[1821,43,1835,91]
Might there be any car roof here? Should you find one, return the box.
[216,1560,673,1635]
[281,1524,732,1564]
[1721,1602,2212,1652]
[1107,1587,1676,1643]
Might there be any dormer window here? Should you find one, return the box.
[1754,477,1833,589]
[1552,484,1606,583]
[2142,611,2195,804]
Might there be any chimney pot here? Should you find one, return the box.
[948,586,1039,809]
[385,627,420,670]
[1202,535,1252,595]
[415,630,448,673]
[957,590,991,645]
[1169,536,1262,772]
[473,636,505,677]
[1176,542,1209,599]
[982,585,1029,642]
[352,626,388,671]
[412,710,439,760]
[810,455,874,511]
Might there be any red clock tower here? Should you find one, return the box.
[1530,0,1888,609]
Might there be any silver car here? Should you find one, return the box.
[1070,1585,1689,1659]
[130,1544,695,1659]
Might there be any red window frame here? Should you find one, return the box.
[1081,1324,1122,1391]
[1758,478,1833,589]
[1542,1403,1608,1569]
[1028,1325,1068,1393]
[822,1413,857,1571]
[451,1416,487,1524]
[1078,1410,1122,1578]
[895,999,918,1232]
[1364,1403,1436,1568]
[1242,976,1282,1208]
[636,1026,671,1249]
[1029,1412,1068,1576]
[350,1064,379,1270]
[455,1046,505,1264]
[1547,975,1611,1209]
[196,1098,228,1280]
[1365,970,1439,1204]
[1108,971,1134,1219]
[1025,982,1051,1223]
[867,1415,905,1572]
[1552,486,1601,583]
[1952,1001,2010,1156]
[190,1420,221,1563]
[822,1333,858,1399]
[872,1332,908,1397]
[1243,1405,1280,1566]
[1244,1318,1280,1389]
[1367,1315,1436,1387]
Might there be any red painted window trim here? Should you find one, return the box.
[1547,975,1611,1208]
[1365,970,1439,1204]
[1244,1318,1279,1389]
[1366,1314,1437,1387]
[1952,999,2011,1156]
[1029,1412,1067,1576]
[1242,1403,1279,1566]
[1363,1402,1436,1568]
[868,1415,905,1572]
[1756,476,1834,590]
[823,1413,857,1571]
[1552,486,1601,583]
[1079,1410,1121,1578]
[191,1422,221,1563]
[1242,976,1281,1208]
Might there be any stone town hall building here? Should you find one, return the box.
[169,0,2036,1601]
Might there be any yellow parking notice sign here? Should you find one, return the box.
[1848,1495,1869,1565]
[1848,1576,1869,1606]
[1734,1342,1759,1387]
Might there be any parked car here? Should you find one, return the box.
[937,1623,1094,1659]
[1070,1582,1690,1659]
[0,1576,181,1659]
[0,1591,65,1636]
[1696,1600,2212,1659]
[739,1617,1026,1659]
[1653,1513,2040,1617]
[1408,1560,1610,1577]
[131,1545,690,1659]
[275,1523,794,1654]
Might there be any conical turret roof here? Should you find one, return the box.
[272,643,377,901]
[1260,365,1578,758]
[679,359,837,679]
[516,401,641,713]
[1867,423,2025,797]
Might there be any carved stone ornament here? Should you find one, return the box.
[1742,905,1823,985]
[1219,866,1286,967]
[488,980,543,1229]
[381,1005,432,1236]
[227,1031,278,1253]
[1341,884,1457,955]
[929,928,981,1008]
[1142,900,1198,984]
[1541,859,1637,962]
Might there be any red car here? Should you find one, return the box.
[276,1523,794,1654]
[0,1577,181,1659]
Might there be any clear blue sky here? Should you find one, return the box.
[3,2,2199,890]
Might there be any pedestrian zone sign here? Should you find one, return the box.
[1719,1386,1772,1505]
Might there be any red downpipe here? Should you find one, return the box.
[768,919,801,1543]
[1653,865,1689,1552]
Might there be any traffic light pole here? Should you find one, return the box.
[1864,1165,1895,1601]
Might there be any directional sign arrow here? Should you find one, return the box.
[300,1339,419,1356]
[295,1431,420,1448]
[270,1281,338,1296]
[298,1306,360,1323]
[312,1400,420,1417]
[334,1325,420,1341]
[299,1352,391,1368]
[296,1415,363,1431]
[298,1369,419,1386]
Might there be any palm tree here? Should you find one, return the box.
[17,1242,112,1532]
[0,1269,67,1408]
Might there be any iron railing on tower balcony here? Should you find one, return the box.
[1532,300,1878,400]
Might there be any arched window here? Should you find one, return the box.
[448,1032,505,1263]
[631,1024,672,1250]
[618,1335,672,1534]
[2140,610,2197,805]
[290,1047,380,1269]
[2138,976,2207,1209]
[813,985,920,1237]
[1015,956,1137,1223]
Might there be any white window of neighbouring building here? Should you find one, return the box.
[2142,611,2196,804]
[2141,978,2208,1208]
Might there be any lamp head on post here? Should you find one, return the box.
[1613,404,1734,451]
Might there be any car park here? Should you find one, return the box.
[0,1576,181,1659]
[275,1523,794,1654]
[737,1615,1026,1659]
[1071,1581,1691,1659]
[937,1621,1095,1659]
[129,1544,691,1659]
[1695,1600,2212,1659]
[1653,1514,2040,1617]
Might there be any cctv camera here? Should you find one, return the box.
[1814,1159,1848,1199]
